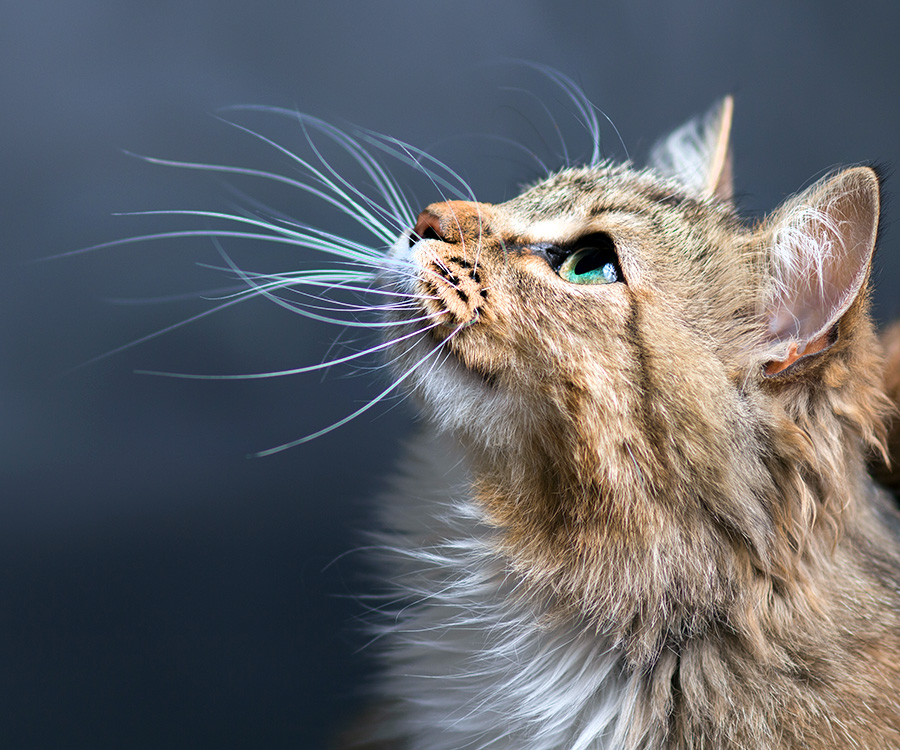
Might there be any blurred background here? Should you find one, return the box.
[4,1,900,747]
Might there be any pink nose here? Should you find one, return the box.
[410,201,494,248]
[413,210,446,243]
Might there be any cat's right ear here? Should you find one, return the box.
[649,96,734,202]
[757,167,880,377]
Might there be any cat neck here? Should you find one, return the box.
[372,431,642,750]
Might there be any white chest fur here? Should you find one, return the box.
[368,433,636,750]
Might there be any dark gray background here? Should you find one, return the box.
[4,1,900,747]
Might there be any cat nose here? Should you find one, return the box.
[412,210,447,244]
[410,201,493,248]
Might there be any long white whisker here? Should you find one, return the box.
[360,133,478,204]
[224,199,390,263]
[533,65,598,165]
[196,266,430,302]
[427,130,551,176]
[208,240,433,328]
[530,64,628,164]
[42,228,371,262]
[251,288,433,316]
[195,267,375,291]
[213,119,402,243]
[114,209,385,264]
[124,149,397,243]
[497,85,570,167]
[224,106,416,229]
[191,271,430,321]
[136,318,447,381]
[297,119,415,236]
[253,321,466,456]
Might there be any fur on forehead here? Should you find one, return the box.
[498,163,758,339]
[505,163,709,219]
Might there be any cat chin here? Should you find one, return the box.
[391,336,526,450]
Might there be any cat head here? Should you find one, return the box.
[382,98,889,656]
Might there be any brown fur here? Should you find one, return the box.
[873,319,900,489]
[365,106,900,748]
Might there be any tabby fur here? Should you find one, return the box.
[345,98,900,749]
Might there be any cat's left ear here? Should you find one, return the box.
[649,96,734,202]
[759,167,880,377]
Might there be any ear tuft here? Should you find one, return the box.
[649,96,734,202]
[762,167,880,374]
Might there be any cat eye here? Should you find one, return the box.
[556,235,623,285]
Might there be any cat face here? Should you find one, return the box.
[385,164,754,462]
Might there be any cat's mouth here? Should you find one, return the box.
[386,232,497,387]
[416,267,499,388]
[418,254,488,331]
[378,269,498,389]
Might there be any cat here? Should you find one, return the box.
[330,95,900,749]
[109,91,900,748]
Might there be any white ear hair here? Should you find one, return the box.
[649,96,734,202]
[761,167,879,373]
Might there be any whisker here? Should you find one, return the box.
[40,228,371,263]
[194,268,376,296]
[249,289,433,316]
[114,209,385,264]
[201,271,434,304]
[213,256,427,290]
[208,241,436,328]
[212,118,405,242]
[224,106,416,229]
[125,149,398,244]
[532,63,629,164]
[253,320,466,455]
[418,130,550,177]
[298,119,415,236]
[191,279,437,325]
[360,132,479,205]
[496,86,570,167]
[137,317,448,381]
[530,65,597,165]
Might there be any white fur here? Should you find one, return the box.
[511,217,588,245]
[768,205,842,342]
[365,432,636,750]
[767,190,873,353]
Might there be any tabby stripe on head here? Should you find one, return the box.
[624,291,666,465]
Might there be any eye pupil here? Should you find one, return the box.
[572,251,616,281]
[557,236,623,285]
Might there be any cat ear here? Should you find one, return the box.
[760,167,880,376]
[649,96,734,202]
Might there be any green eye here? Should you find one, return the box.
[558,246,621,285]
